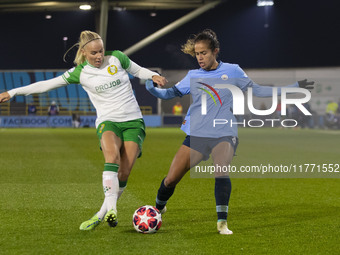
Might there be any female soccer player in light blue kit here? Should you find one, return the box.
[0,30,167,230]
[146,29,313,235]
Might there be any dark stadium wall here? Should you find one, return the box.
[115,0,340,69]
[0,0,339,70]
[0,11,96,70]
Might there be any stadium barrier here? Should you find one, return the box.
[0,96,163,127]
[0,96,153,116]
[0,102,10,115]
[0,95,329,129]
[0,115,182,128]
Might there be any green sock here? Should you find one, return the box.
[104,163,119,172]
[118,180,127,199]
[119,180,127,188]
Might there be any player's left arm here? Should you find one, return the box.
[127,60,167,86]
[251,79,314,97]
[233,64,314,97]
[110,50,167,86]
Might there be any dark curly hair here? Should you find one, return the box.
[181,29,220,57]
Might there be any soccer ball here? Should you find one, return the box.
[132,205,162,233]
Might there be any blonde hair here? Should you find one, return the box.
[181,29,220,57]
[63,30,102,66]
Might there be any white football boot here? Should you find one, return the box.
[217,220,233,235]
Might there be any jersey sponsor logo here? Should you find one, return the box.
[95,79,121,93]
[107,65,118,75]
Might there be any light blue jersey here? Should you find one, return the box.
[146,61,298,138]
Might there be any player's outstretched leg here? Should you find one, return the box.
[102,164,119,227]
[79,163,119,230]
[215,176,233,235]
[155,178,175,213]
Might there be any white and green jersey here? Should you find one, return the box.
[8,50,158,128]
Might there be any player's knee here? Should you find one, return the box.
[215,171,230,178]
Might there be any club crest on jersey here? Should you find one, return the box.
[221,74,228,80]
[107,65,118,75]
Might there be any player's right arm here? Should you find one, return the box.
[0,92,10,103]
[145,80,182,99]
[0,76,67,103]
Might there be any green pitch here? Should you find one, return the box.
[0,127,339,254]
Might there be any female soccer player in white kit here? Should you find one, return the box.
[0,30,167,230]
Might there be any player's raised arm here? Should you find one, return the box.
[125,58,167,86]
[251,79,314,98]
[0,76,67,103]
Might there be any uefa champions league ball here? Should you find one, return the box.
[133,205,162,233]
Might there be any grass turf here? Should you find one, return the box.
[0,127,339,254]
